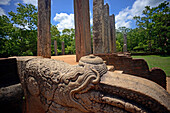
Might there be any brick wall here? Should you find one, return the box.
[94,53,166,89]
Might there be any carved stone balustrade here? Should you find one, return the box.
[15,56,170,113]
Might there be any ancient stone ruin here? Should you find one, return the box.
[16,56,170,113]
[93,0,116,54]
[37,0,51,58]
[74,0,91,61]
[92,0,167,90]
[0,0,170,113]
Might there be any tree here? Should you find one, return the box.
[60,28,75,54]
[134,1,170,53]
[0,3,38,57]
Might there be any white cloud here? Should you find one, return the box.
[115,0,167,28]
[0,7,6,16]
[53,13,75,32]
[22,0,37,6]
[53,11,93,32]
[0,0,10,5]
[14,2,19,6]
[90,11,93,26]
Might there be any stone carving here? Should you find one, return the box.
[17,55,170,113]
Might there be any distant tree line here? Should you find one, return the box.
[0,1,169,57]
[116,1,170,54]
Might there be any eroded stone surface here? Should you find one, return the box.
[16,56,170,113]
[54,40,57,56]
[110,14,116,53]
[93,0,104,54]
[74,0,91,62]
[37,0,51,58]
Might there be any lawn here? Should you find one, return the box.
[132,55,170,77]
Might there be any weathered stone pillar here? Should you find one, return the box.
[74,0,91,62]
[103,4,111,53]
[123,34,127,52]
[62,41,65,55]
[37,0,51,58]
[110,14,116,53]
[54,40,57,56]
[93,0,104,54]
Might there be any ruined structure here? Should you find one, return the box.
[15,55,170,113]
[37,0,51,58]
[93,0,116,54]
[93,0,104,54]
[54,40,57,56]
[95,53,167,89]
[110,14,116,53]
[62,41,65,55]
[74,0,91,62]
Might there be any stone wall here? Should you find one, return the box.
[0,58,20,87]
[94,53,167,89]
[0,58,24,113]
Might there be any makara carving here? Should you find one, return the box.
[17,55,170,113]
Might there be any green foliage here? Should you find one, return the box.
[60,28,75,54]
[0,3,37,57]
[51,27,76,55]
[0,3,76,57]
[133,1,170,53]
[116,1,170,54]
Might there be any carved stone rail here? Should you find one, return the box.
[16,56,170,113]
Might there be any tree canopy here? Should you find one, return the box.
[116,1,170,54]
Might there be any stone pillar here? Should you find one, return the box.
[37,0,51,58]
[123,34,127,52]
[93,0,104,54]
[103,3,111,53]
[110,14,116,53]
[54,40,57,56]
[74,0,91,62]
[62,41,65,55]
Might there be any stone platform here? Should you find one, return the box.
[51,55,170,93]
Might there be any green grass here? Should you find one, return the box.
[132,55,170,77]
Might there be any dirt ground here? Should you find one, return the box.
[51,55,170,93]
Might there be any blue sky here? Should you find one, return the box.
[0,0,168,32]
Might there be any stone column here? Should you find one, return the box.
[110,14,116,53]
[93,0,104,54]
[103,3,111,53]
[54,40,57,56]
[62,41,65,55]
[37,0,51,58]
[74,0,91,62]
[123,34,127,52]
